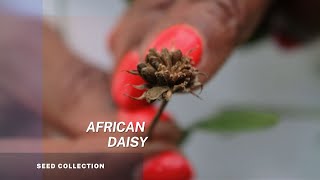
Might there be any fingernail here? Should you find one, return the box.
[111,51,149,109]
[147,24,203,66]
[142,151,194,180]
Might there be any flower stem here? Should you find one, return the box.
[147,100,169,138]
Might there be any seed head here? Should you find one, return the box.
[127,48,205,103]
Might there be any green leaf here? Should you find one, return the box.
[195,110,279,133]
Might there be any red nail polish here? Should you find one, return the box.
[111,51,149,109]
[147,24,203,66]
[142,151,194,180]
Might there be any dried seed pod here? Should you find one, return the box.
[172,50,183,65]
[127,48,205,103]
[137,63,147,73]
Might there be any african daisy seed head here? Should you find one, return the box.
[127,48,205,103]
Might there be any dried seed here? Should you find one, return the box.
[131,84,149,90]
[149,57,161,70]
[172,50,182,65]
[137,63,147,74]
[127,70,139,75]
[140,69,157,85]
[161,48,172,68]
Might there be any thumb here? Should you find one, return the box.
[139,0,271,83]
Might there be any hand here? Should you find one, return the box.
[109,0,271,83]
[0,12,181,179]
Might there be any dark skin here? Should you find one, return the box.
[0,13,179,179]
[110,0,320,83]
[110,0,272,82]
[1,0,320,179]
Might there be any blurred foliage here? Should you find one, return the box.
[179,110,279,144]
[195,110,279,133]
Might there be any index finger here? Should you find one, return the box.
[139,0,271,83]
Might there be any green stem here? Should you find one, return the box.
[147,100,169,138]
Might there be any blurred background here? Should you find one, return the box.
[2,0,320,179]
